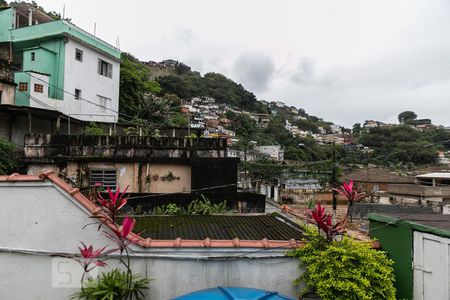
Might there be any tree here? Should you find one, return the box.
[352,123,362,134]
[398,111,417,124]
[119,53,162,119]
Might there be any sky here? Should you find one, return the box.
[37,0,450,127]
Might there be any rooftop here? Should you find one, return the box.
[132,215,303,241]
[0,172,303,249]
[369,213,450,238]
[342,167,413,184]
[415,172,450,179]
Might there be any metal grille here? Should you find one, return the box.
[90,170,117,190]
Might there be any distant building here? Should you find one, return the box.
[255,145,284,161]
[0,3,121,123]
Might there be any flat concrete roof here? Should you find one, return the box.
[416,172,450,179]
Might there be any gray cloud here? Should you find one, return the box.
[233,53,275,92]
[290,58,315,85]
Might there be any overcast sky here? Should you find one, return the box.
[37,0,450,127]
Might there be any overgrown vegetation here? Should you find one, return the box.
[152,196,227,215]
[83,122,106,135]
[0,137,20,175]
[289,228,396,300]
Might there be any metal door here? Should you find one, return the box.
[413,231,450,300]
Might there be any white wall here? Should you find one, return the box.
[63,38,120,123]
[0,181,302,299]
[28,72,64,111]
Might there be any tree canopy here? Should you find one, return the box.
[398,111,417,124]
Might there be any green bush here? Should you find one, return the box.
[0,137,20,175]
[72,269,149,300]
[289,228,396,300]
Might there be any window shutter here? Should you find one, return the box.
[97,59,102,75]
[107,63,113,78]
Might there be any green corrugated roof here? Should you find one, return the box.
[369,213,450,238]
[131,215,304,240]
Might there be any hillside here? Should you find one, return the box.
[118,54,345,161]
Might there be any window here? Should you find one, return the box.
[74,89,81,100]
[18,82,28,91]
[75,48,83,62]
[90,170,117,190]
[97,95,111,112]
[31,52,35,61]
[34,84,43,93]
[98,59,112,78]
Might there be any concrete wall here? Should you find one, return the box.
[147,163,191,193]
[0,82,15,105]
[63,38,119,123]
[0,181,302,299]
[351,203,432,220]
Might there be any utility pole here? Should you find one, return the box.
[331,141,338,217]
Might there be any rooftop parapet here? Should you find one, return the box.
[24,134,228,160]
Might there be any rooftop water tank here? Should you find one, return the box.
[173,286,295,300]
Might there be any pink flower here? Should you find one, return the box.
[76,242,109,272]
[97,185,129,219]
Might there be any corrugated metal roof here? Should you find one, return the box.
[369,213,450,238]
[133,215,303,241]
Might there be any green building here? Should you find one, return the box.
[369,213,450,299]
[0,2,121,123]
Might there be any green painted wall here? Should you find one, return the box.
[370,220,413,299]
[0,8,14,41]
[14,72,30,106]
[21,39,65,100]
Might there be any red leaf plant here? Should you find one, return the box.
[307,202,345,242]
[333,179,365,206]
[103,216,141,254]
[75,242,111,272]
[97,185,129,222]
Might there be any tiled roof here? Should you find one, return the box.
[0,172,304,249]
[342,168,413,184]
[132,215,303,241]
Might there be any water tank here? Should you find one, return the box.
[173,286,295,300]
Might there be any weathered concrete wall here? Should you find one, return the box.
[0,82,15,105]
[351,203,433,220]
[147,163,191,193]
[0,181,301,299]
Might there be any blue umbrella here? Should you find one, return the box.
[174,286,295,300]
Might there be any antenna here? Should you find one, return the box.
[116,36,120,49]
[62,4,65,20]
[93,22,96,36]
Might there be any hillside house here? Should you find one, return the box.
[255,145,284,161]
[0,3,121,123]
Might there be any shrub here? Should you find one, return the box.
[72,269,149,300]
[289,228,396,300]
